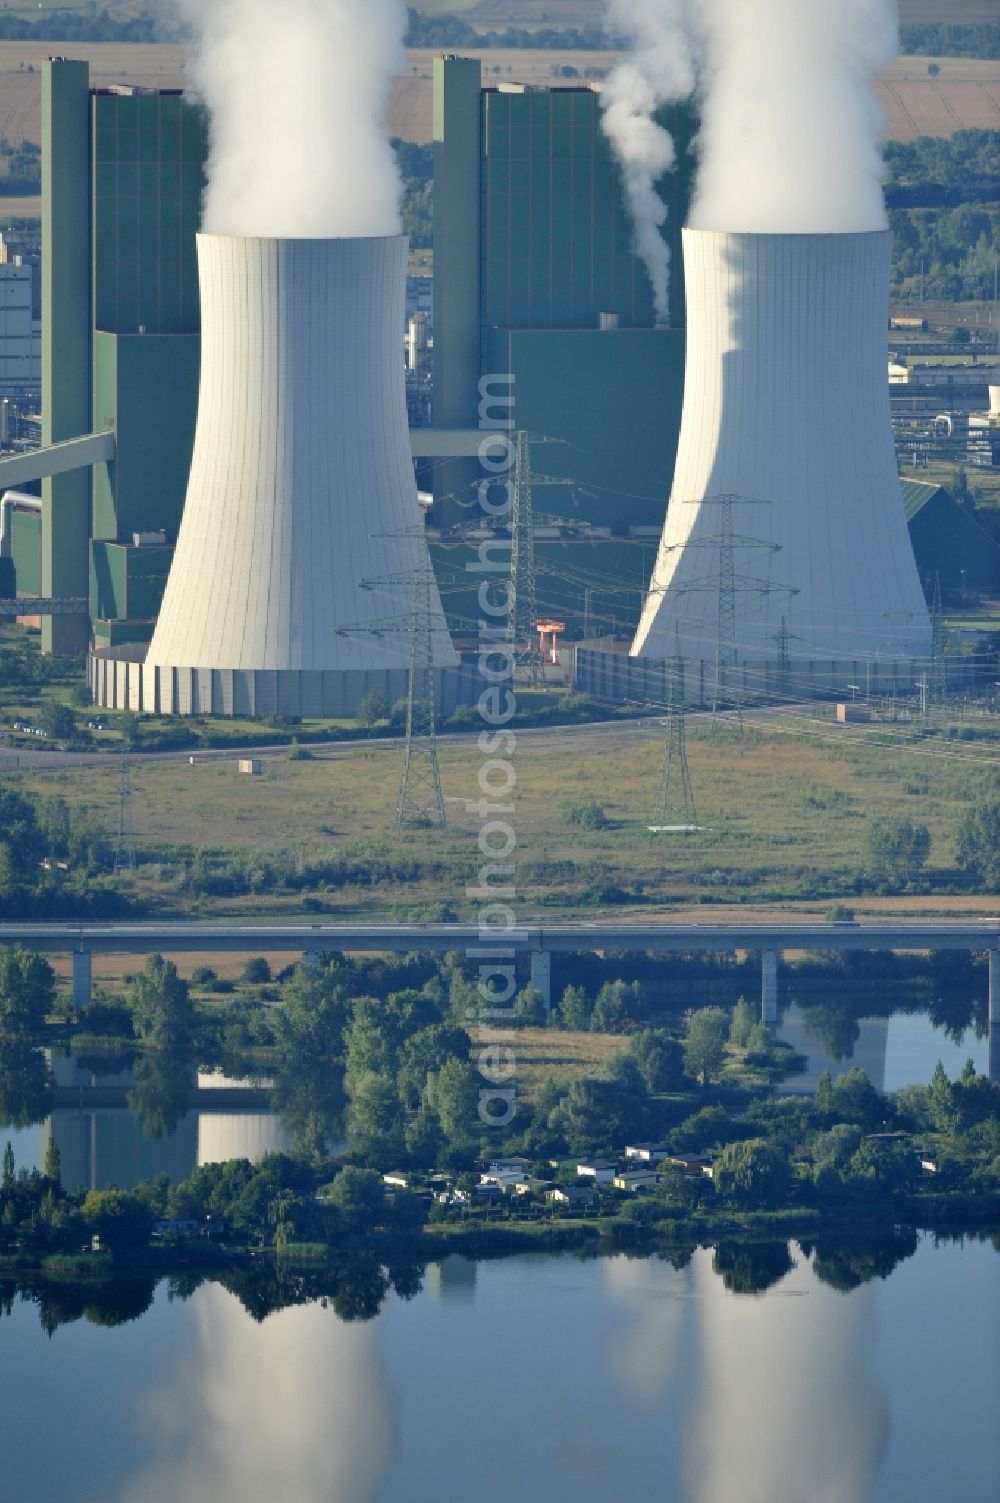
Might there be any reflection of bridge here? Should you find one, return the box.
[43,1056,286,1192]
[2,919,997,1036]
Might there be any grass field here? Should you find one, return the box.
[5,711,999,924]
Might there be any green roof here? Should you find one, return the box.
[900,479,947,523]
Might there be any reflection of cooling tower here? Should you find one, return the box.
[135,235,455,717]
[634,231,931,671]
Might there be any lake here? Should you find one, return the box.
[0,1233,996,1502]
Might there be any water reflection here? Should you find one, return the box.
[0,1042,53,1130]
[776,999,991,1093]
[686,1246,890,1503]
[1,1237,997,1503]
[116,1284,399,1503]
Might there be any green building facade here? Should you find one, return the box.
[431,57,694,637]
[31,60,206,653]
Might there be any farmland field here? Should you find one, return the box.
[0,39,993,170]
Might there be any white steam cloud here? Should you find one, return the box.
[601,1,699,323]
[690,0,898,233]
[603,0,899,299]
[176,0,407,239]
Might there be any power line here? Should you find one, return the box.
[114,732,135,876]
[397,565,447,830]
[653,627,697,827]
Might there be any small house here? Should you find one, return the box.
[614,1169,661,1193]
[576,1160,617,1183]
[667,1154,711,1177]
[547,1185,596,1210]
[625,1142,671,1163]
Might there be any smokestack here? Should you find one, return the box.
[633,229,931,668]
[145,234,455,715]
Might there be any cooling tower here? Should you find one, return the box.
[633,230,932,678]
[97,234,458,718]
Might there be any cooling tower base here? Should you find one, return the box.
[89,648,479,720]
[572,646,978,708]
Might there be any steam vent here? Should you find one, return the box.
[633,229,932,683]
[91,235,457,716]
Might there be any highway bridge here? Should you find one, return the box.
[1,921,997,1031]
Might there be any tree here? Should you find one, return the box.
[928,1060,958,1134]
[729,997,755,1048]
[558,985,591,1031]
[344,1010,396,1089]
[513,985,546,1027]
[955,801,1000,890]
[429,1058,480,1143]
[397,1024,471,1110]
[346,1072,403,1146]
[43,1135,61,1187]
[327,1165,385,1227]
[0,947,55,1035]
[830,1068,885,1132]
[683,1007,728,1086]
[629,1029,684,1093]
[355,692,389,731]
[591,980,640,1032]
[82,1190,155,1250]
[864,816,931,889]
[0,789,44,892]
[713,1138,791,1209]
[2,1141,14,1189]
[127,954,192,1049]
[37,702,76,741]
[275,962,350,1057]
[243,957,272,984]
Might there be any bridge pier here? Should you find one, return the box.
[990,951,999,1084]
[72,950,93,1010]
[530,951,552,1017]
[761,950,779,1026]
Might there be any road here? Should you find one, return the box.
[2,920,997,957]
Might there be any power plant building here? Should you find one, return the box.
[429,56,694,631]
[580,229,933,702]
[97,233,459,717]
[30,59,206,657]
[4,55,974,708]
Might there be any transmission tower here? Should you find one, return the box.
[653,627,696,827]
[770,614,801,698]
[660,493,797,732]
[114,733,135,875]
[509,431,576,683]
[396,565,447,830]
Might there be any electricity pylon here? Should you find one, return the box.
[509,431,576,683]
[396,564,447,830]
[657,493,798,732]
[114,732,135,875]
[653,627,696,827]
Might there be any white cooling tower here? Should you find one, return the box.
[126,234,456,717]
[633,230,931,674]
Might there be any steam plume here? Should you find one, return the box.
[601,1,698,323]
[603,0,898,290]
[690,0,898,232]
[176,0,406,238]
